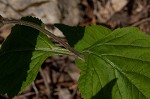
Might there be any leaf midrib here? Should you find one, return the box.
[0,48,69,56]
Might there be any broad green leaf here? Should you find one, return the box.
[55,24,150,98]
[76,27,150,99]
[55,24,111,51]
[0,17,68,98]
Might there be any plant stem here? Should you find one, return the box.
[0,15,84,60]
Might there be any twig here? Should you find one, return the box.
[22,92,36,97]
[71,84,78,98]
[131,17,150,26]
[15,92,35,98]
[0,15,84,60]
[23,92,36,97]
[56,64,65,83]
[40,68,51,98]
[32,82,39,98]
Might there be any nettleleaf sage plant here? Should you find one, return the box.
[0,16,150,99]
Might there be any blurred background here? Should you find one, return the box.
[0,0,149,99]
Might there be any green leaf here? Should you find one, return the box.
[54,24,84,47]
[76,27,150,99]
[0,16,67,98]
[55,24,111,50]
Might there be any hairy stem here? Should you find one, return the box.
[0,15,84,60]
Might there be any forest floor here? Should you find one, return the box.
[0,0,150,99]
